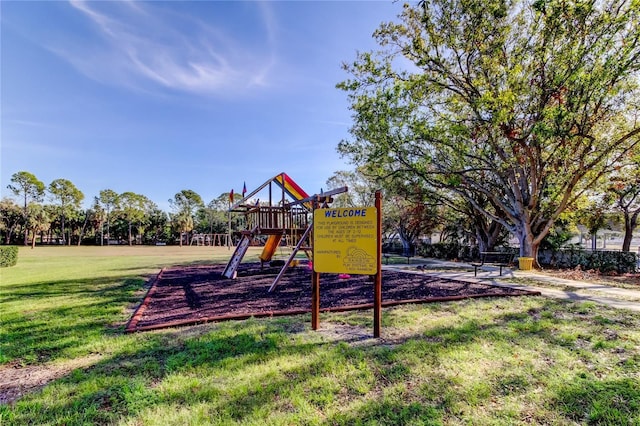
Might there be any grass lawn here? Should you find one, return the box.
[1,246,640,425]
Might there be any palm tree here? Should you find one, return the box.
[175,212,194,247]
[117,192,149,246]
[48,179,84,245]
[99,189,119,245]
[7,171,45,245]
[169,190,204,246]
[91,197,106,245]
[26,203,50,248]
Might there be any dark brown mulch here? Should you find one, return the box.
[129,262,538,331]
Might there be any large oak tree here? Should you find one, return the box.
[338,0,640,265]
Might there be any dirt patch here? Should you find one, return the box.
[0,354,103,405]
[129,262,538,331]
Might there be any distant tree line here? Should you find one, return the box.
[1,171,243,247]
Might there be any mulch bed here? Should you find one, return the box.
[127,262,539,332]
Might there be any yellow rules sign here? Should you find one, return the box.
[313,207,378,275]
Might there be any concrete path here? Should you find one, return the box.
[383,259,640,313]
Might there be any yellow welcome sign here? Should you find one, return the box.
[313,207,378,274]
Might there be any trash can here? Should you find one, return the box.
[518,257,534,271]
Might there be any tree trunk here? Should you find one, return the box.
[8,224,19,245]
[475,231,489,252]
[516,226,540,268]
[61,214,66,245]
[400,236,411,256]
[128,222,133,246]
[23,195,28,246]
[474,219,503,252]
[622,211,639,252]
[31,230,37,249]
[77,212,89,246]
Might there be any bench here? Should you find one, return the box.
[382,248,415,265]
[470,251,514,277]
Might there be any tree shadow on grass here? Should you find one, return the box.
[1,276,146,301]
[2,322,323,423]
[2,297,640,424]
[1,276,148,364]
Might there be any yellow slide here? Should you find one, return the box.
[260,234,283,262]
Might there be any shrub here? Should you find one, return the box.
[422,242,637,273]
[419,242,464,260]
[383,240,419,257]
[420,243,518,262]
[586,250,637,273]
[0,246,18,267]
[539,247,637,273]
[419,243,480,261]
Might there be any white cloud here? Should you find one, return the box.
[5,119,53,129]
[61,0,278,96]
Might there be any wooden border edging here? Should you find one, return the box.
[125,268,165,332]
[125,289,541,333]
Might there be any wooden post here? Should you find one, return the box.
[311,195,320,330]
[227,201,231,250]
[312,269,320,330]
[374,190,382,338]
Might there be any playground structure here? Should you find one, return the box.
[127,185,542,336]
[222,172,347,291]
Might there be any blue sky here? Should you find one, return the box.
[1,0,401,210]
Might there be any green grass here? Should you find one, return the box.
[0,246,253,365]
[2,246,640,425]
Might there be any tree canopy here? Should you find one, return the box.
[118,192,152,246]
[48,178,84,245]
[338,0,640,263]
[7,171,45,245]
